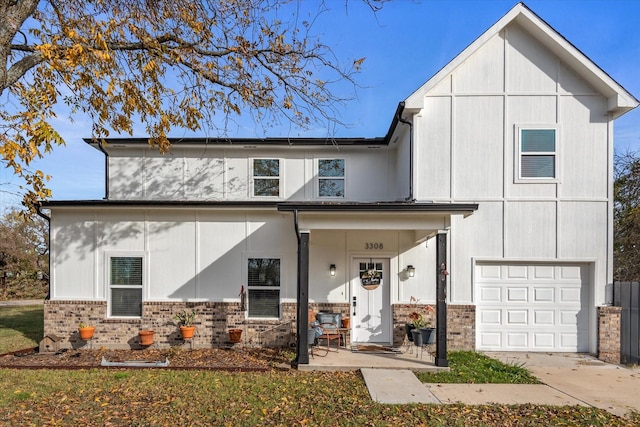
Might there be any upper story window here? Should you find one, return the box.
[108,255,144,318]
[253,159,280,197]
[318,159,345,198]
[247,258,280,318]
[517,127,558,181]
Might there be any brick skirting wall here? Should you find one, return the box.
[391,303,475,350]
[446,304,476,350]
[597,305,621,364]
[44,300,350,350]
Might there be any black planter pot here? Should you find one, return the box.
[420,327,436,344]
[405,323,416,342]
[411,329,423,346]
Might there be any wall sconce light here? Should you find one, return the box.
[330,264,336,276]
[407,265,415,277]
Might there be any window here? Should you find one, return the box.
[253,159,280,197]
[518,128,557,180]
[247,258,280,318]
[318,159,345,197]
[109,256,143,317]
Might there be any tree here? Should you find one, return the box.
[1,0,377,207]
[0,208,49,299]
[614,151,640,281]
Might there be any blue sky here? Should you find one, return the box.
[2,0,639,207]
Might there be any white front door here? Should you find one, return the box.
[352,258,390,343]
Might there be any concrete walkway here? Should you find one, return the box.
[362,352,640,418]
[362,369,440,404]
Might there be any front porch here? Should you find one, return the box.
[299,343,448,372]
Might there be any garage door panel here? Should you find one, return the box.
[560,265,582,280]
[533,265,555,279]
[560,287,581,303]
[476,262,589,352]
[506,265,528,279]
[479,332,502,347]
[479,264,502,279]
[479,286,501,303]
[506,332,528,348]
[533,287,554,302]
[479,309,501,324]
[559,333,578,349]
[533,310,554,325]
[507,287,528,302]
[506,310,527,324]
[533,333,554,348]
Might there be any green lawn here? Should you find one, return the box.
[0,369,635,426]
[0,305,44,354]
[0,306,636,425]
[415,351,540,384]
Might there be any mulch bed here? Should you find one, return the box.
[0,347,293,371]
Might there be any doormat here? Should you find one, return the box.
[351,345,402,354]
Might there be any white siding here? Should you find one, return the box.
[108,147,402,202]
[415,97,451,200]
[412,20,612,317]
[452,96,504,199]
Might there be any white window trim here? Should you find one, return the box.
[515,125,560,183]
[316,157,346,199]
[105,251,148,319]
[250,157,283,198]
[244,253,283,320]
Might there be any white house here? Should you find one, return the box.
[41,3,637,364]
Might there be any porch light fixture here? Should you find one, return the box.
[330,264,336,276]
[407,265,415,277]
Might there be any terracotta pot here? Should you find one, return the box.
[180,326,196,340]
[228,328,243,343]
[78,326,95,340]
[139,330,154,346]
[341,317,351,328]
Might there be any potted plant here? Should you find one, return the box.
[228,328,243,343]
[78,322,95,340]
[408,303,435,346]
[341,316,351,328]
[173,310,197,340]
[139,330,154,346]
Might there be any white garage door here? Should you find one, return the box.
[476,263,590,352]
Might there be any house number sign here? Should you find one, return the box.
[365,242,384,250]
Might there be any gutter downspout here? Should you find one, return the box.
[97,140,109,199]
[396,102,414,201]
[34,204,51,300]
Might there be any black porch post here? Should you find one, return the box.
[435,232,449,367]
[294,231,310,366]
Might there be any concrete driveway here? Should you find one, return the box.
[488,352,640,418]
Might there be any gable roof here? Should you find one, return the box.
[404,2,638,118]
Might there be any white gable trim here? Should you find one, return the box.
[405,2,638,118]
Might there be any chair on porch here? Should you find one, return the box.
[308,310,341,356]
[315,312,342,353]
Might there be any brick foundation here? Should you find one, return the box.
[392,303,476,350]
[392,303,437,347]
[446,304,476,350]
[597,305,621,364]
[44,300,350,350]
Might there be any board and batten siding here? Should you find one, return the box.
[49,209,441,308]
[50,209,297,301]
[107,147,401,202]
[412,22,611,308]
